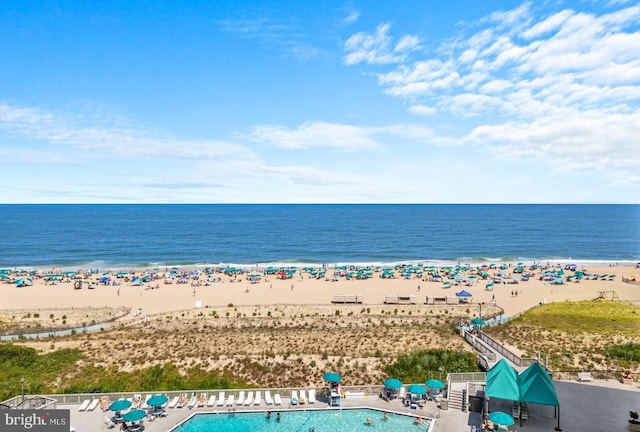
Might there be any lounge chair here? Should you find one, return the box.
[226,395,234,406]
[198,393,207,407]
[104,416,116,429]
[244,391,253,406]
[274,393,282,405]
[187,395,198,409]
[264,390,274,405]
[299,389,307,404]
[521,404,529,422]
[141,395,151,409]
[217,392,225,407]
[87,398,100,411]
[512,402,520,420]
[167,396,179,409]
[236,391,245,405]
[308,389,316,404]
[290,390,299,405]
[99,396,111,412]
[254,391,261,406]
[207,395,216,407]
[176,393,188,408]
[78,399,90,412]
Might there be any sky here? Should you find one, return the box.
[1,0,639,203]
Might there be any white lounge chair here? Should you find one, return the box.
[217,392,225,407]
[274,393,282,405]
[244,391,253,406]
[176,393,188,408]
[167,396,179,409]
[87,398,100,411]
[264,391,273,405]
[308,389,316,404]
[104,416,116,429]
[226,395,234,406]
[142,395,151,409]
[207,395,216,407]
[236,391,245,405]
[198,393,207,407]
[290,390,299,405]
[254,391,261,405]
[299,389,307,404]
[187,395,197,409]
[78,399,90,412]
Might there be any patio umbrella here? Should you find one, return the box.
[425,379,445,389]
[471,317,487,326]
[322,371,341,383]
[109,399,132,412]
[146,394,169,407]
[489,411,515,427]
[407,384,426,395]
[122,409,146,422]
[384,378,403,389]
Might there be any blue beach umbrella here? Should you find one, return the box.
[489,411,515,427]
[146,394,169,407]
[109,399,132,412]
[407,384,426,395]
[323,371,342,383]
[384,378,403,389]
[425,379,445,389]
[123,409,146,422]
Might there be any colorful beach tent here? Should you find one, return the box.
[486,359,519,402]
[455,290,473,297]
[518,362,559,406]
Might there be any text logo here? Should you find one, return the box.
[1,410,69,432]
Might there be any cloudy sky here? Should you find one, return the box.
[1,0,639,203]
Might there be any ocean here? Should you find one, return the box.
[0,204,638,269]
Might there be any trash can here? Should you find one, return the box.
[440,399,449,410]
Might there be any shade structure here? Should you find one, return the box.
[456,290,473,297]
[471,317,487,326]
[322,371,341,383]
[425,378,445,389]
[146,394,169,407]
[489,411,515,426]
[384,378,403,389]
[407,384,426,395]
[486,359,519,401]
[122,409,146,422]
[109,399,132,412]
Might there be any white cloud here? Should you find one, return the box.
[249,121,381,151]
[341,8,360,25]
[343,23,420,65]
[409,105,437,116]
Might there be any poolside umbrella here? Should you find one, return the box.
[122,409,146,423]
[109,399,132,412]
[323,371,341,383]
[407,384,426,395]
[489,411,515,427]
[146,394,168,407]
[425,379,445,389]
[384,378,403,389]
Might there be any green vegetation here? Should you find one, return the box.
[607,342,640,365]
[506,301,640,336]
[0,344,246,400]
[383,349,478,383]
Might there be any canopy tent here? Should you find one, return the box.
[455,290,473,297]
[486,359,519,402]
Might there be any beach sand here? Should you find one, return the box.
[1,264,639,319]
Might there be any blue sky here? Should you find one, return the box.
[1,0,639,203]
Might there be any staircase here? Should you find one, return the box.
[447,388,464,411]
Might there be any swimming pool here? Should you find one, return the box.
[169,408,433,432]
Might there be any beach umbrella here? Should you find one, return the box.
[122,409,146,423]
[109,399,132,412]
[146,394,169,407]
[323,371,342,383]
[407,384,426,395]
[471,317,487,326]
[384,378,403,389]
[489,411,515,427]
[425,379,445,389]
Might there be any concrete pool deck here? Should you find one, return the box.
[62,379,640,431]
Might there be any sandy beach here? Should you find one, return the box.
[1,263,639,320]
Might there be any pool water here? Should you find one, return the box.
[170,408,432,432]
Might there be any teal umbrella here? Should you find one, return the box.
[123,409,146,422]
[323,371,342,383]
[425,379,445,389]
[384,378,403,389]
[489,411,515,427]
[146,394,169,407]
[109,399,132,412]
[407,384,426,395]
[471,317,487,326]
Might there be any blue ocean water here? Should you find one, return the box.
[0,204,638,269]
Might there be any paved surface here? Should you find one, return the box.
[63,379,640,431]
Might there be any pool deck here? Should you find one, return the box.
[63,379,640,431]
